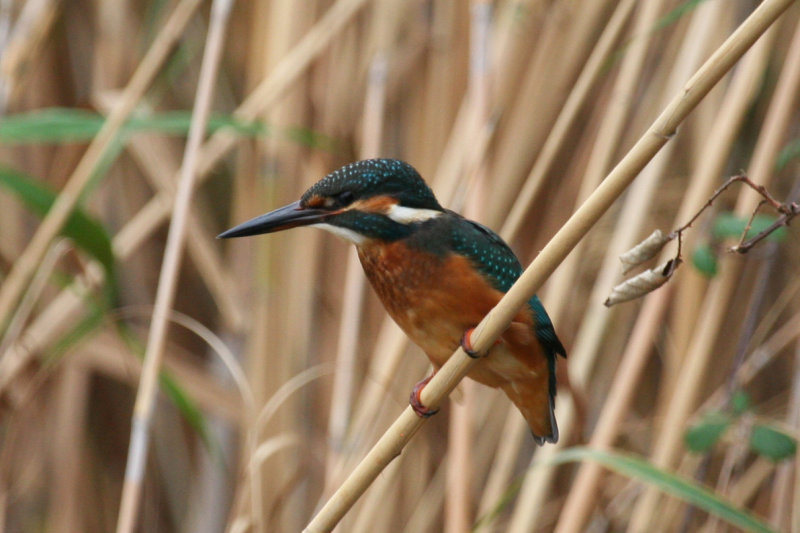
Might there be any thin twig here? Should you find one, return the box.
[731,201,799,253]
[628,0,800,524]
[670,175,747,236]
[672,173,793,239]
[304,0,794,529]
[615,172,796,304]
[555,11,780,529]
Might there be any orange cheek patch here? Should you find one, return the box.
[305,195,326,208]
[352,195,397,214]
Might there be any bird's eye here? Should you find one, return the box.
[337,191,355,206]
[321,191,354,209]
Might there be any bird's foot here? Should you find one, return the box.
[409,374,439,418]
[461,327,480,358]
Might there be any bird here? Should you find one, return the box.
[219,159,566,444]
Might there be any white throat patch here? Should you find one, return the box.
[385,204,442,224]
[314,223,366,245]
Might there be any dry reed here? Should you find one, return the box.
[0,1,798,532]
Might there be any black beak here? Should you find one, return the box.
[217,200,330,239]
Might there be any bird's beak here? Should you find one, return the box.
[217,200,330,239]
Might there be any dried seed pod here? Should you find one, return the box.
[619,229,672,274]
[605,259,679,307]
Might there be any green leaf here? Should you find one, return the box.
[713,212,747,240]
[0,108,266,144]
[692,244,718,277]
[750,425,797,462]
[655,0,708,32]
[48,298,106,361]
[712,212,786,242]
[160,372,211,451]
[685,413,731,452]
[0,166,116,298]
[127,112,269,137]
[731,390,751,416]
[547,448,778,533]
[747,214,787,242]
[116,324,213,453]
[776,137,800,171]
[0,108,342,154]
[0,108,104,143]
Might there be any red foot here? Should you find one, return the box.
[461,327,480,358]
[461,327,500,357]
[409,374,439,418]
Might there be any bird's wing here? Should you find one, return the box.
[454,215,567,361]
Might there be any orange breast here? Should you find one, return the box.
[357,241,546,388]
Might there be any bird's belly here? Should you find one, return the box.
[357,242,537,387]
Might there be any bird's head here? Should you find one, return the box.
[218,159,444,244]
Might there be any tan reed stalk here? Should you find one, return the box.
[507,1,672,528]
[724,458,777,507]
[324,48,388,491]
[0,239,68,357]
[48,363,89,533]
[115,2,232,531]
[698,308,800,411]
[0,0,203,337]
[500,0,636,239]
[554,3,777,530]
[92,0,133,90]
[474,1,638,513]
[304,1,795,529]
[443,3,492,531]
[92,103,244,331]
[0,0,59,107]
[489,0,541,108]
[400,455,448,533]
[769,337,800,530]
[628,11,800,530]
[327,324,410,482]
[335,34,469,517]
[348,458,402,533]
[0,0,368,427]
[328,17,476,493]
[342,402,418,533]
[489,0,616,225]
[104,0,371,263]
[230,2,290,528]
[697,457,776,532]
[787,337,800,532]
[476,406,528,517]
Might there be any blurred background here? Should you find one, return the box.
[0,0,799,531]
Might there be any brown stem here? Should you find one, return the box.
[731,202,799,253]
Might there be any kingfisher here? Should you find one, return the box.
[219,159,566,444]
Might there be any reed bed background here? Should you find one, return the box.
[0,1,798,532]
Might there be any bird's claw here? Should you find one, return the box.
[409,374,439,418]
[461,327,480,358]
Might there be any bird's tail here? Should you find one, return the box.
[501,379,558,445]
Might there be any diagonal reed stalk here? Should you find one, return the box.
[628,7,800,528]
[303,1,796,530]
[0,0,370,410]
[554,19,779,532]
[0,0,203,337]
[114,2,233,532]
[3,2,799,531]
